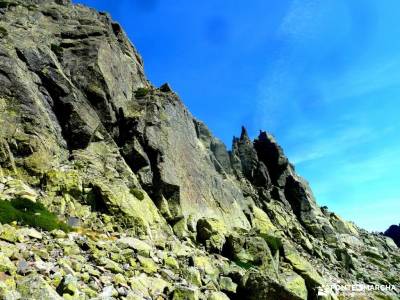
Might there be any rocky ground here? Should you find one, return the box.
[0,0,399,299]
[0,176,399,300]
[0,214,243,300]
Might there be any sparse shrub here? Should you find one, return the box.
[131,188,145,200]
[160,111,168,121]
[0,199,18,223]
[260,233,282,254]
[0,26,8,38]
[50,43,63,55]
[0,1,10,8]
[134,87,149,98]
[25,4,38,10]
[0,1,17,9]
[0,198,71,232]
[234,259,255,270]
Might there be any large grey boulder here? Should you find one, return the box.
[17,274,62,300]
[384,224,400,247]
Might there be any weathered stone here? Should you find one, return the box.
[98,257,124,273]
[281,269,308,300]
[113,273,127,286]
[254,131,289,186]
[192,256,219,279]
[335,248,355,270]
[329,212,359,236]
[173,217,190,239]
[282,241,324,289]
[384,236,398,251]
[0,253,16,274]
[164,256,179,270]
[251,205,276,235]
[219,276,237,293]
[17,274,62,300]
[2,179,38,202]
[230,127,272,188]
[159,83,172,93]
[384,224,400,247]
[43,169,83,197]
[51,229,67,238]
[127,96,251,229]
[237,271,306,300]
[18,228,43,240]
[56,274,80,297]
[208,291,230,300]
[337,233,363,248]
[363,247,384,260]
[67,217,80,228]
[184,266,202,286]
[16,259,29,275]
[0,224,20,243]
[137,256,158,274]
[223,233,271,267]
[284,175,336,243]
[128,274,170,298]
[172,285,199,300]
[197,218,227,253]
[96,285,118,299]
[118,237,152,257]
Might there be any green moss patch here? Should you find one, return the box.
[0,1,17,9]
[0,26,8,38]
[0,1,10,8]
[234,259,255,270]
[0,198,70,232]
[134,87,149,98]
[130,188,145,200]
[50,43,63,55]
[260,233,282,255]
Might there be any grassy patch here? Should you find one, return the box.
[260,233,282,255]
[0,1,10,8]
[0,198,70,232]
[50,43,63,55]
[0,1,17,9]
[134,87,149,98]
[234,260,255,270]
[367,257,388,270]
[0,26,8,38]
[130,188,145,200]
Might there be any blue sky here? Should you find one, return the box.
[74,0,400,232]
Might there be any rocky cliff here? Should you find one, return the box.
[0,1,399,299]
[385,225,400,248]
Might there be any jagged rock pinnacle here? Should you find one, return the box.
[240,126,249,140]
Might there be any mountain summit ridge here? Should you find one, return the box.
[0,1,398,299]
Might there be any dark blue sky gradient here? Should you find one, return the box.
[74,0,400,231]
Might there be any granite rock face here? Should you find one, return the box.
[385,224,400,247]
[0,1,399,299]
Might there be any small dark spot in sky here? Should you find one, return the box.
[204,16,229,46]
[133,0,158,13]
